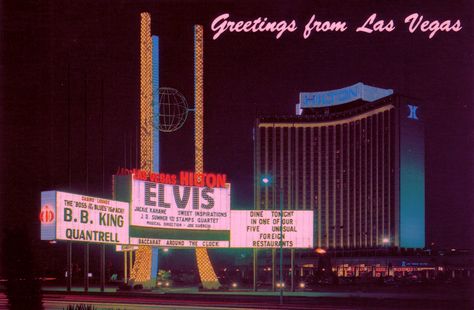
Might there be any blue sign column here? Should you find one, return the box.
[150,35,160,284]
[400,103,425,248]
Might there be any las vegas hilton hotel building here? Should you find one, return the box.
[255,83,425,250]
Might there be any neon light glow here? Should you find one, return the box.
[194,25,204,175]
[131,12,154,285]
[139,12,153,172]
[193,24,221,290]
[115,168,228,188]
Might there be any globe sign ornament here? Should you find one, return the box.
[39,205,55,223]
[154,87,189,132]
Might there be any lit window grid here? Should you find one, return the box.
[256,105,397,249]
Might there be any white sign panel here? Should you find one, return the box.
[230,210,313,248]
[131,180,231,230]
[129,237,229,248]
[41,191,129,244]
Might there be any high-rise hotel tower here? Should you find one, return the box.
[255,83,424,250]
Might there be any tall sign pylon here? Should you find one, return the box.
[129,12,154,286]
[193,25,221,290]
[129,13,221,289]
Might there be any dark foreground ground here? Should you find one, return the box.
[1,282,472,310]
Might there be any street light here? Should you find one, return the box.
[315,248,327,255]
[253,177,272,292]
[261,175,283,305]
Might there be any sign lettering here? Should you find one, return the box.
[131,179,230,230]
[40,191,129,245]
[230,210,313,248]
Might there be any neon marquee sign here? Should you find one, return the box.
[115,168,227,188]
[298,82,393,109]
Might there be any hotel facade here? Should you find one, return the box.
[254,83,425,250]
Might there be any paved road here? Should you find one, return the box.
[1,292,354,310]
[1,286,472,310]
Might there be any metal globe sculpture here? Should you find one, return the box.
[156,87,188,132]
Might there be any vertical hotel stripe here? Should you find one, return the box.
[264,127,269,209]
[325,127,329,248]
[370,116,374,246]
[280,127,284,210]
[352,122,356,247]
[346,124,350,247]
[359,121,362,247]
[288,127,292,210]
[317,127,321,247]
[332,126,336,248]
[381,112,385,241]
[364,118,368,247]
[303,128,307,210]
[375,113,379,245]
[255,122,261,210]
[340,125,344,248]
[310,128,314,213]
[272,127,276,210]
[387,110,390,246]
[295,127,299,211]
